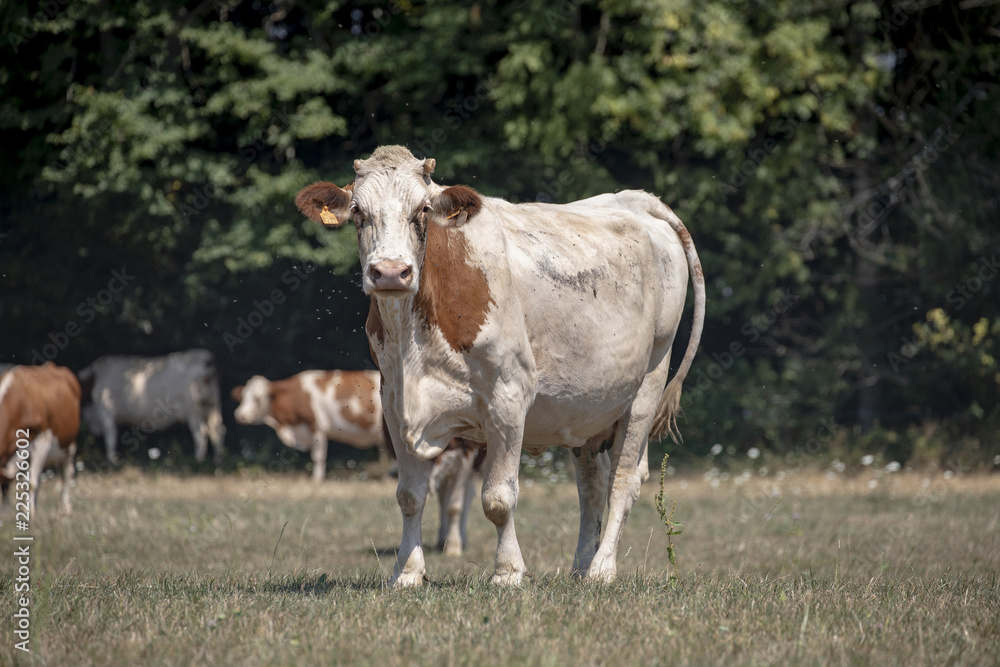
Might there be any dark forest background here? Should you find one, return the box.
[1,0,997,472]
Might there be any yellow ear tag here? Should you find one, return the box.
[320,205,339,226]
[446,207,463,221]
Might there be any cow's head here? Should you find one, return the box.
[295,145,483,298]
[232,376,271,425]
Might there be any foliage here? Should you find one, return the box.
[1,0,998,465]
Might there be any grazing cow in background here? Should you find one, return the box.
[231,369,387,482]
[79,349,226,464]
[0,362,81,514]
[296,145,705,587]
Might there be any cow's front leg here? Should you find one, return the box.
[482,423,527,586]
[391,449,432,588]
[309,431,327,483]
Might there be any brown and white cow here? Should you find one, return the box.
[231,370,387,482]
[79,349,226,464]
[0,362,81,514]
[295,145,705,587]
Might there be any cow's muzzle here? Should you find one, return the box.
[368,260,415,294]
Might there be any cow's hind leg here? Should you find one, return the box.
[188,416,209,463]
[440,449,475,557]
[586,360,669,583]
[571,442,610,576]
[391,448,433,588]
[458,451,478,552]
[100,413,119,462]
[28,431,55,514]
[207,407,226,465]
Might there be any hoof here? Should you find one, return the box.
[391,570,427,589]
[585,560,617,584]
[442,541,463,558]
[490,569,526,586]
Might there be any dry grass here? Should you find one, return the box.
[2,466,998,666]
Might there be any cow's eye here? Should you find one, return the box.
[422,204,431,214]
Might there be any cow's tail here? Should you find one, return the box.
[646,196,706,444]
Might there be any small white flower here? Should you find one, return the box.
[861,455,874,466]
[831,460,846,473]
[867,479,878,489]
[710,444,723,456]
[993,455,1000,466]
[943,470,954,480]
[747,447,761,460]
[885,461,901,473]
[148,447,161,460]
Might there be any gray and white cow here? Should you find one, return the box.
[296,146,705,587]
[79,349,226,464]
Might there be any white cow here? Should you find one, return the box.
[79,349,225,464]
[295,145,705,587]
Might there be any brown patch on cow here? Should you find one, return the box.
[430,185,483,227]
[295,181,353,227]
[231,385,244,402]
[0,363,81,473]
[414,223,494,353]
[268,378,317,428]
[366,298,385,351]
[333,371,379,430]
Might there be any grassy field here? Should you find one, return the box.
[2,465,998,666]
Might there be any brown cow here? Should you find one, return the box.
[0,362,81,514]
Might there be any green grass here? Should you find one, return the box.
[2,467,999,665]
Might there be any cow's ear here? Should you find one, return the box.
[295,181,354,228]
[428,185,483,227]
[231,386,244,402]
